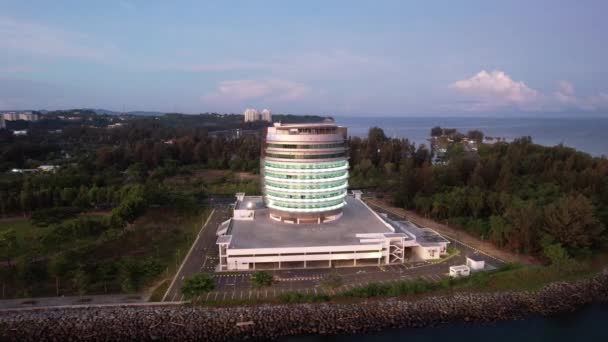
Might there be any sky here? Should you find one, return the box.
[0,0,607,116]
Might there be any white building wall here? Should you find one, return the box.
[413,245,442,260]
[223,243,387,270]
[466,258,485,271]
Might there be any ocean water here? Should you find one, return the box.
[334,116,608,157]
[283,304,608,342]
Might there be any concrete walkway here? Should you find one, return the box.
[0,294,148,311]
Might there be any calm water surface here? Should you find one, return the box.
[282,304,608,342]
[335,116,608,156]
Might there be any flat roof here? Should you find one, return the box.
[389,220,449,245]
[235,196,264,210]
[467,254,485,262]
[273,122,340,128]
[227,197,394,249]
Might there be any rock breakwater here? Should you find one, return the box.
[1,272,607,341]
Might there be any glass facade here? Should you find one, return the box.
[263,123,349,217]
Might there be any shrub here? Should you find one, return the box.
[181,274,215,299]
[250,271,273,288]
[31,207,82,226]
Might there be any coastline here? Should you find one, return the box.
[1,270,607,341]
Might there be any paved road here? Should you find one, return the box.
[0,294,149,311]
[162,208,230,301]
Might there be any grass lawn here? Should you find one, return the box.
[0,218,53,257]
[0,208,211,299]
[164,169,260,195]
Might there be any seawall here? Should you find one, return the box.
[1,271,607,341]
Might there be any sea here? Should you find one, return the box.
[334,116,607,157]
[285,116,607,341]
[284,304,608,342]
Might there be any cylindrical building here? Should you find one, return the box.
[262,122,349,224]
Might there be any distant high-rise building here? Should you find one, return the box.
[243,108,259,122]
[243,108,272,122]
[0,116,5,129]
[19,112,39,121]
[2,112,38,121]
[260,109,272,122]
[2,112,19,121]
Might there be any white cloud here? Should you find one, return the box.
[450,70,539,111]
[201,79,311,104]
[450,70,608,112]
[554,80,577,105]
[0,16,116,60]
[582,92,608,111]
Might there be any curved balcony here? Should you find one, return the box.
[265,172,348,184]
[264,163,349,174]
[265,181,348,193]
[266,192,346,203]
[267,200,346,213]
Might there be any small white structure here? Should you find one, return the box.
[449,265,470,278]
[233,195,264,221]
[466,255,485,271]
[38,165,59,172]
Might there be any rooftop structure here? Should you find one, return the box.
[262,122,349,224]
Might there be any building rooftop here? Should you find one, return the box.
[235,196,264,210]
[388,220,449,246]
[272,122,341,128]
[226,196,394,249]
[467,254,485,262]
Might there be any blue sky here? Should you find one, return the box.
[0,0,607,116]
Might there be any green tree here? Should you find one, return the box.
[250,271,273,288]
[542,242,571,266]
[49,254,70,296]
[543,194,604,252]
[0,229,18,266]
[488,215,512,247]
[72,265,89,296]
[181,274,215,299]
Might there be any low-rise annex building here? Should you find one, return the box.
[215,191,450,271]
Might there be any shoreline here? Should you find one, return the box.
[1,271,607,341]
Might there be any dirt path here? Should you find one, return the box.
[365,197,538,265]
